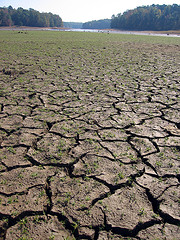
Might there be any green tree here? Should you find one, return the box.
[111,4,180,31]
[0,6,63,27]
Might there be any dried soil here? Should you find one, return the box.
[0,31,180,240]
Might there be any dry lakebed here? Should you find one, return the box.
[0,30,180,239]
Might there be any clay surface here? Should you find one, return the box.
[0,31,179,239]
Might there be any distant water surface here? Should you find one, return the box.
[55,28,180,37]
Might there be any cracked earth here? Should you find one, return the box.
[0,31,180,240]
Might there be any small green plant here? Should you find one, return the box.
[19,217,28,234]
[168,162,173,168]
[138,208,146,216]
[7,197,13,204]
[63,192,71,205]
[18,237,32,240]
[33,216,41,224]
[49,234,55,240]
[0,179,7,185]
[7,146,16,154]
[18,172,24,179]
[63,237,70,240]
[39,190,45,197]
[145,146,152,152]
[31,172,38,177]
[156,161,162,167]
[19,218,27,227]
[72,221,78,232]
[152,213,159,219]
[118,172,124,179]
[12,211,18,216]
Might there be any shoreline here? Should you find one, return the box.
[105,28,180,35]
[0,26,180,37]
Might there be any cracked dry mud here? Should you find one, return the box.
[0,31,180,240]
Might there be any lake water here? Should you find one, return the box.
[47,28,180,37]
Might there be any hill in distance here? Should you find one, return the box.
[63,22,83,29]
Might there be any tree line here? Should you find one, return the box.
[1,4,179,30]
[82,19,111,29]
[111,4,180,31]
[63,22,83,29]
[0,6,63,27]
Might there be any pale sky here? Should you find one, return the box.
[0,0,179,22]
